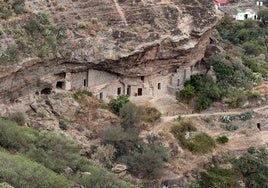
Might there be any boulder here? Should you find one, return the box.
[112,164,127,173]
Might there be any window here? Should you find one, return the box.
[157,83,161,90]
[177,79,180,86]
[117,87,121,95]
[100,92,103,100]
[141,76,144,81]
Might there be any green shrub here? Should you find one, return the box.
[0,119,135,187]
[0,119,37,151]
[232,147,268,188]
[195,94,212,111]
[101,126,139,158]
[193,168,242,188]
[119,102,143,129]
[73,90,93,100]
[216,135,229,144]
[59,119,68,130]
[0,150,70,188]
[120,145,168,177]
[179,84,195,100]
[7,112,25,126]
[239,110,253,121]
[108,95,129,115]
[226,88,248,108]
[225,124,238,131]
[141,107,161,123]
[171,120,214,154]
[73,167,135,188]
[35,112,46,119]
[12,0,25,14]
[91,144,116,167]
[221,115,232,123]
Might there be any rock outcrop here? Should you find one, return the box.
[0,0,221,103]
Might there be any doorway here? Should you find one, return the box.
[127,85,131,96]
[137,88,142,96]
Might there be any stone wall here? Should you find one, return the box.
[71,71,88,90]
[88,70,118,88]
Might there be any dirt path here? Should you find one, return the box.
[145,104,268,148]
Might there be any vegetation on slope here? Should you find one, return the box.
[0,12,69,66]
[192,147,268,188]
[178,13,268,111]
[171,119,215,154]
[0,119,136,188]
[101,101,168,178]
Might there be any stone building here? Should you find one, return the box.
[53,64,201,101]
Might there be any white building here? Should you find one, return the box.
[235,9,257,21]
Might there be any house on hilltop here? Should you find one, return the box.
[235,9,257,21]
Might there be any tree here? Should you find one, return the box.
[232,147,268,188]
[258,9,268,27]
[108,95,129,115]
[119,102,143,130]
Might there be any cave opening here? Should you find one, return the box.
[56,81,65,89]
[41,88,52,95]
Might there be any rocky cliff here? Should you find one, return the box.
[0,0,220,103]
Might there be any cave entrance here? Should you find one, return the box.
[56,81,65,89]
[244,14,248,19]
[41,88,52,95]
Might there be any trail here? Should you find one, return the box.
[112,0,128,26]
[148,104,268,146]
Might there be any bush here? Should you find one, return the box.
[119,102,143,130]
[141,107,161,123]
[108,95,129,115]
[0,150,70,188]
[73,167,135,188]
[239,110,253,121]
[193,168,242,188]
[59,119,68,130]
[7,112,25,126]
[101,126,139,158]
[91,144,116,167]
[195,94,212,111]
[179,84,195,100]
[171,120,215,154]
[232,147,268,188]
[120,145,168,177]
[0,119,134,187]
[216,135,229,144]
[73,90,92,101]
[225,124,238,131]
[225,88,248,108]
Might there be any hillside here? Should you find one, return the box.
[0,0,268,187]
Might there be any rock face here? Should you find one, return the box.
[0,0,220,103]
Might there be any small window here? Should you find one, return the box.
[157,83,161,90]
[141,76,144,81]
[100,92,103,100]
[117,87,121,95]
